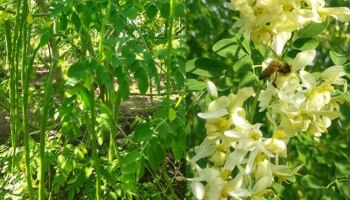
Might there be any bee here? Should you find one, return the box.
[259,60,291,80]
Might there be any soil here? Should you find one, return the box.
[0,110,10,145]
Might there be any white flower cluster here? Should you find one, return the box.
[229,0,350,46]
[259,52,347,138]
[189,1,350,199]
[189,84,300,200]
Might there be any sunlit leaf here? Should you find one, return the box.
[186,79,205,91]
[145,139,165,170]
[293,38,319,50]
[99,113,114,132]
[133,123,154,141]
[334,161,350,177]
[297,20,328,38]
[337,181,350,199]
[168,108,176,121]
[121,150,142,174]
[67,61,90,82]
[124,7,138,20]
[213,39,239,58]
[329,51,348,65]
[38,27,53,47]
[79,87,92,109]
[74,148,84,160]
[242,37,251,55]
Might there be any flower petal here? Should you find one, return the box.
[223,149,247,171]
[271,32,292,55]
[191,144,217,163]
[190,181,205,200]
[300,70,316,89]
[198,108,228,119]
[292,50,316,71]
[318,7,350,22]
[252,176,272,194]
[224,130,241,138]
[245,147,259,174]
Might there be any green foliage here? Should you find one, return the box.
[296,20,329,38]
[0,0,185,199]
[186,57,224,77]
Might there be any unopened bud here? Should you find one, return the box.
[206,80,218,99]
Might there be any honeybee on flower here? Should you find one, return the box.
[258,60,347,138]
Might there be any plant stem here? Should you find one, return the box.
[91,0,113,198]
[89,86,101,200]
[114,93,121,161]
[20,0,34,199]
[163,1,178,197]
[37,0,62,97]
[38,45,57,200]
[97,0,111,63]
[8,0,22,175]
[165,0,176,108]
[248,84,261,124]
[110,91,121,162]
[35,0,62,198]
[162,161,179,200]
[4,20,16,174]
[36,34,59,200]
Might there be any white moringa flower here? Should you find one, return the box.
[197,87,255,139]
[190,82,301,200]
[230,0,350,46]
[271,32,292,56]
[191,138,218,163]
[263,138,287,156]
[321,65,347,91]
[209,144,230,166]
[190,167,240,200]
[307,0,350,22]
[259,63,346,137]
